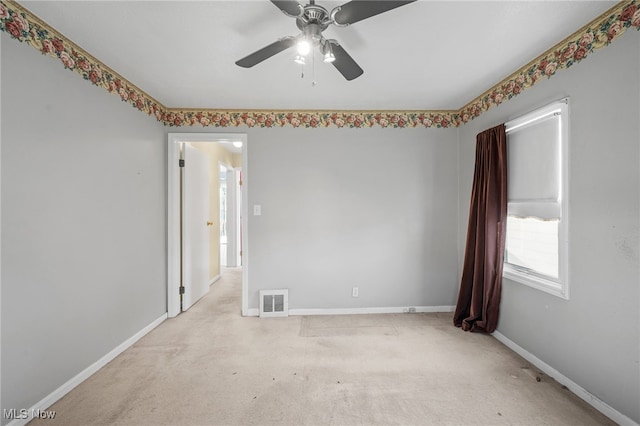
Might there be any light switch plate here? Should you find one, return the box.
[253,205,261,216]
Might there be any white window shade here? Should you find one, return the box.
[507,105,564,220]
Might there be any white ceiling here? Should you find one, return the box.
[21,0,617,111]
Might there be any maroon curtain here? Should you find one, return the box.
[454,124,507,333]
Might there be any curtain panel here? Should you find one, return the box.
[454,124,507,333]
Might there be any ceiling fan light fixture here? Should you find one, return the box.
[294,54,306,65]
[323,43,336,63]
[296,39,311,56]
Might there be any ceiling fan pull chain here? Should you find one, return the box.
[312,49,317,87]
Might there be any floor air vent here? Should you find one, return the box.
[259,289,289,317]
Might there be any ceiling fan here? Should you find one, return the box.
[235,0,417,81]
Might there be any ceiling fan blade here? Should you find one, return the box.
[270,1,303,17]
[333,0,417,25]
[330,41,364,81]
[236,37,297,68]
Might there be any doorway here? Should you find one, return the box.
[167,133,248,318]
[220,163,242,268]
[220,163,228,267]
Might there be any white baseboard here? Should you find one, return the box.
[492,330,639,426]
[247,306,454,317]
[209,274,221,286]
[289,305,455,316]
[7,313,167,426]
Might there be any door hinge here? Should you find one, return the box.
[239,179,243,186]
[240,250,243,257]
[179,159,185,167]
[179,285,185,294]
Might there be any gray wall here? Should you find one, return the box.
[1,34,167,422]
[169,126,461,311]
[245,127,459,311]
[457,31,640,423]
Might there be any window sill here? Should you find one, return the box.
[503,267,568,300]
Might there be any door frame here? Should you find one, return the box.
[231,166,243,267]
[219,161,242,268]
[219,161,240,268]
[167,133,249,318]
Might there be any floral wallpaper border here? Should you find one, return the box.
[160,109,457,128]
[1,0,638,129]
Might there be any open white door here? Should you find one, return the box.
[182,144,210,311]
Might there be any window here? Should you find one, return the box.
[503,99,569,299]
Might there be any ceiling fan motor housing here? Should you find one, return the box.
[296,4,332,32]
[302,23,324,46]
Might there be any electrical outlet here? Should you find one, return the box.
[352,287,359,297]
[408,307,416,313]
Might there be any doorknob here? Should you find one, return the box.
[207,221,213,226]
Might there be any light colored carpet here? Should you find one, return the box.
[32,268,613,425]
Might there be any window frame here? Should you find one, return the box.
[503,99,570,300]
